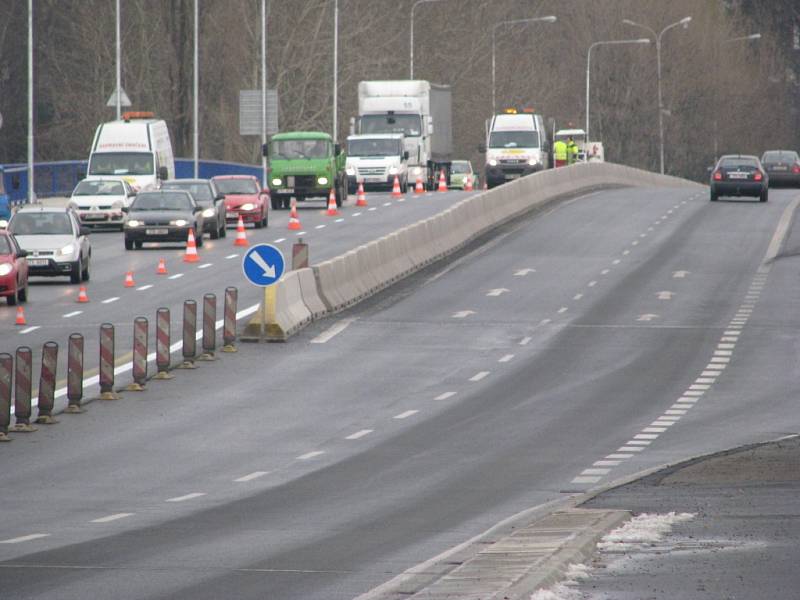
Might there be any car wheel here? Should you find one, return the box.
[17,281,27,303]
[220,218,227,238]
[710,191,718,202]
[760,190,768,202]
[70,259,81,284]
[125,238,133,250]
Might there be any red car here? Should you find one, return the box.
[0,231,29,305]
[211,175,269,228]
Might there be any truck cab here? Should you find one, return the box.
[481,110,549,189]
[345,134,409,193]
[266,132,348,209]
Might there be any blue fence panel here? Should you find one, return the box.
[0,158,264,205]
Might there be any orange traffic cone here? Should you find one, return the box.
[356,181,368,207]
[15,306,26,326]
[183,229,199,263]
[288,198,302,230]
[234,215,248,247]
[414,174,425,194]
[156,258,168,275]
[391,175,402,199]
[124,271,135,288]
[464,173,473,192]
[326,189,339,216]
[77,286,89,303]
[437,169,448,192]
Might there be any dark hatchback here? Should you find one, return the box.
[160,179,227,239]
[760,150,800,188]
[710,155,768,203]
[123,190,204,250]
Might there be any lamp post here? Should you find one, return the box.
[410,0,447,79]
[27,0,34,204]
[115,0,121,120]
[193,0,199,178]
[492,16,556,114]
[623,16,691,175]
[333,0,338,139]
[261,0,267,188]
[714,33,761,161]
[585,38,651,143]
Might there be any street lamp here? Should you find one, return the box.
[585,39,651,143]
[492,16,557,114]
[622,16,691,175]
[410,0,448,79]
[333,0,338,139]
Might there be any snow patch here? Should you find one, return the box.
[530,564,590,600]
[598,511,695,551]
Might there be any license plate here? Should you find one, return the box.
[728,172,748,179]
[82,213,106,220]
[277,188,293,194]
[28,258,48,266]
[772,166,788,171]
[146,228,168,235]
[287,176,295,187]
[506,174,521,180]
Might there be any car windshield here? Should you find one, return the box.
[161,182,213,205]
[73,180,125,196]
[215,179,259,195]
[720,158,758,170]
[762,151,798,163]
[271,139,331,159]
[89,152,154,176]
[10,212,73,235]
[360,114,421,137]
[451,162,470,174]
[489,131,540,149]
[347,139,401,157]
[0,236,11,254]
[132,193,192,211]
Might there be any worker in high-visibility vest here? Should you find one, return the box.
[553,139,568,168]
[566,137,579,165]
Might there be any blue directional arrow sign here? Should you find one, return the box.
[242,243,285,287]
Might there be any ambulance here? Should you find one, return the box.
[480,108,550,189]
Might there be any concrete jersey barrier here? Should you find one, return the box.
[249,162,701,341]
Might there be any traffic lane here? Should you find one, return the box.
[0,188,478,365]
[1,184,778,597]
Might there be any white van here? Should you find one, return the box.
[481,110,549,189]
[86,112,174,192]
[345,133,409,193]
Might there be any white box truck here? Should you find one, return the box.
[352,80,452,190]
[86,111,175,192]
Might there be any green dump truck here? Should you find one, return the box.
[265,131,348,209]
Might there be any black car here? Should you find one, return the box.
[710,155,768,203]
[123,190,204,250]
[160,178,227,239]
[760,150,800,188]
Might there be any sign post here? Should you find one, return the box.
[242,243,285,343]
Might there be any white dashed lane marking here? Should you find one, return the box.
[101,297,119,304]
[435,392,456,400]
[225,254,238,259]
[469,371,490,382]
[273,238,286,243]
[136,284,153,291]
[345,429,373,440]
[19,326,40,334]
[0,534,50,544]
[165,493,206,503]
[91,513,134,523]
[498,354,514,363]
[519,337,532,346]
[168,274,184,280]
[297,451,325,460]
[234,471,269,482]
[198,263,212,270]
[63,311,82,318]
[394,410,418,420]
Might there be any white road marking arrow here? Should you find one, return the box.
[657,291,675,300]
[514,268,536,277]
[672,270,690,279]
[486,288,510,297]
[452,310,476,319]
[637,314,659,322]
[249,251,276,279]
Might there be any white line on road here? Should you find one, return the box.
[498,354,514,363]
[91,513,134,523]
[626,440,651,445]
[346,430,373,440]
[297,451,325,460]
[368,207,377,211]
[19,326,40,334]
[383,202,391,206]
[606,454,633,460]
[394,410,418,420]
[618,446,645,452]
[612,259,621,265]
[665,409,687,415]
[136,284,153,291]
[469,371,490,382]
[622,249,630,255]
[601,269,610,275]
[631,240,639,246]
[63,311,82,318]
[296,231,306,235]
[168,273,184,280]
[581,468,610,476]
[225,254,239,259]
[198,263,212,269]
[573,293,583,300]
[520,337,532,346]
[235,471,269,482]
[352,212,362,216]
[571,476,601,484]
[594,460,621,467]
[166,493,206,503]
[557,307,568,314]
[452,310,475,319]
[0,534,50,544]
[435,392,456,400]
[335,218,345,223]
[539,318,551,326]
[315,225,326,229]
[101,297,119,304]
[310,318,358,344]
[274,238,286,243]
[588,281,597,287]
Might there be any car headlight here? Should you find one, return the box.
[56,243,76,257]
[528,158,540,166]
[346,166,355,176]
[271,177,282,186]
[0,220,7,229]
[127,219,142,228]
[317,176,329,186]
[388,167,399,175]
[201,208,215,218]
[171,219,188,227]
[488,159,498,166]
[0,264,13,276]
[240,203,255,211]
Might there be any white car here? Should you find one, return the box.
[8,206,91,283]
[69,178,135,229]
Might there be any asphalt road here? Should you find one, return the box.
[0,183,798,599]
